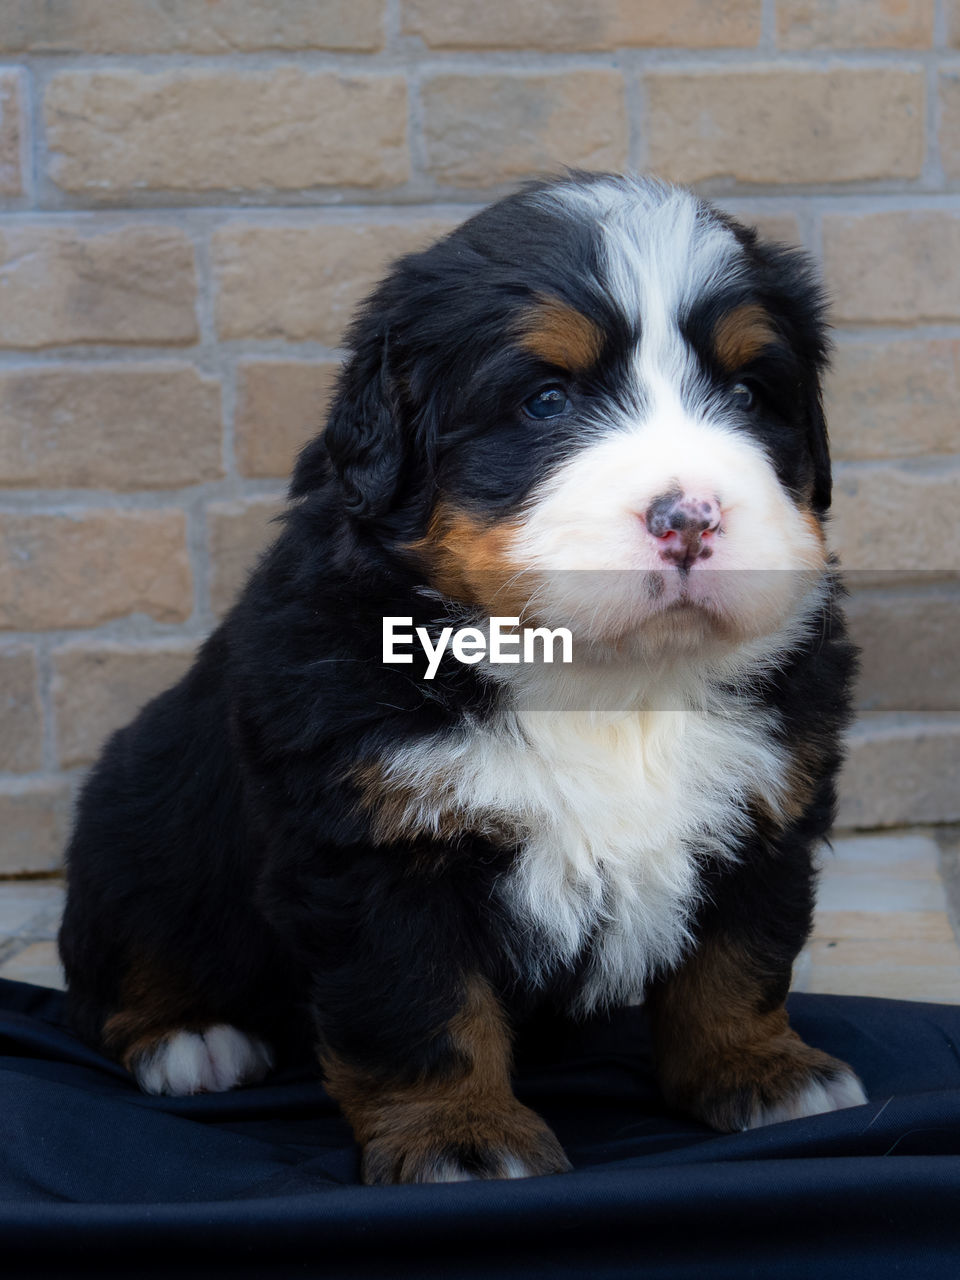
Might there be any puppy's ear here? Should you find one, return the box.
[290,337,406,517]
[807,382,832,514]
[750,236,833,516]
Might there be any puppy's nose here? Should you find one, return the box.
[644,491,722,567]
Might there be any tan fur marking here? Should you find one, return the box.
[713,303,778,372]
[102,955,209,1061]
[648,937,855,1131]
[784,729,831,822]
[799,506,827,548]
[352,759,521,849]
[352,763,462,847]
[118,1031,176,1075]
[322,977,569,1184]
[753,508,826,827]
[406,502,534,617]
[749,718,827,829]
[518,296,603,372]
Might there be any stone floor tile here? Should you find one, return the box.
[808,937,960,966]
[0,881,65,937]
[804,964,960,1003]
[0,940,65,990]
[822,833,942,879]
[815,874,949,913]
[812,910,957,942]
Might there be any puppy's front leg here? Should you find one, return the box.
[320,975,570,1185]
[647,932,866,1131]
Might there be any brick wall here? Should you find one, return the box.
[0,0,958,871]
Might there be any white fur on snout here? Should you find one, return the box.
[748,1069,868,1129]
[134,1025,274,1096]
[509,401,826,652]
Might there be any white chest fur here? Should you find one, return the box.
[375,690,790,1015]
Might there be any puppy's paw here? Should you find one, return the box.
[748,1059,867,1128]
[129,1025,274,1096]
[360,1100,571,1185]
[670,1035,866,1133]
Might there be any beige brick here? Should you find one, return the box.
[826,339,960,462]
[53,642,196,768]
[208,496,286,617]
[405,0,599,48]
[646,68,924,184]
[0,647,42,772]
[837,713,960,827]
[720,210,803,246]
[404,0,761,49]
[0,364,222,490]
[831,461,960,573]
[422,73,627,188]
[740,213,803,246]
[214,220,456,345]
[0,780,72,874]
[0,0,384,53]
[946,1,960,46]
[822,212,960,323]
[778,0,934,49]
[45,70,408,197]
[236,360,338,479]
[0,69,23,195]
[940,72,960,180]
[0,226,197,348]
[0,510,192,631]
[846,586,960,712]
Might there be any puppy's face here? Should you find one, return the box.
[307,175,831,656]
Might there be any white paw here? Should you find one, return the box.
[133,1025,274,1096]
[429,1159,479,1183]
[499,1153,543,1179]
[427,1151,543,1183]
[749,1068,867,1128]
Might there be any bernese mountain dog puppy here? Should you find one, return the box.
[59,172,867,1184]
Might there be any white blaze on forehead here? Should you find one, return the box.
[541,176,745,392]
[539,176,749,424]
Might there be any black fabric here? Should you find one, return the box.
[2,979,959,1278]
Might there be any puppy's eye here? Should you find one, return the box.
[523,387,569,419]
[730,382,755,412]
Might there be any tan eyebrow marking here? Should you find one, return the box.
[713,303,778,372]
[517,296,604,373]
